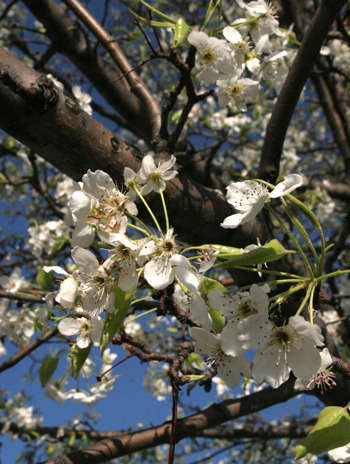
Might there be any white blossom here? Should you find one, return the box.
[0,266,28,293]
[252,315,323,388]
[217,76,260,111]
[221,174,303,228]
[58,315,103,348]
[137,154,177,195]
[72,247,115,316]
[190,327,251,388]
[72,85,93,115]
[188,31,233,86]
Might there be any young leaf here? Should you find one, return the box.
[69,343,92,379]
[200,276,225,333]
[295,406,350,459]
[215,239,293,268]
[39,355,59,387]
[36,268,54,291]
[100,285,134,355]
[173,18,191,47]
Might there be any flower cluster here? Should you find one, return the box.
[188,0,293,111]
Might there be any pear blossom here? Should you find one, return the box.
[58,315,103,349]
[190,327,251,389]
[139,228,199,291]
[222,26,251,71]
[235,0,283,54]
[209,284,273,353]
[72,247,115,316]
[187,31,233,86]
[173,283,212,330]
[102,232,140,291]
[252,315,324,388]
[72,85,92,115]
[0,266,28,293]
[196,247,219,273]
[221,174,303,228]
[294,347,336,393]
[70,169,136,247]
[217,76,260,111]
[137,154,177,195]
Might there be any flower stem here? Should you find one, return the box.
[133,186,162,234]
[265,204,315,277]
[123,307,157,326]
[158,187,170,232]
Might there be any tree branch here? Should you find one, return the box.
[0,326,58,373]
[21,0,155,142]
[39,379,298,464]
[0,46,270,251]
[60,0,161,142]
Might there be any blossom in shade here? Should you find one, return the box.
[188,31,233,86]
[173,284,212,330]
[190,327,251,388]
[221,174,303,229]
[294,347,336,394]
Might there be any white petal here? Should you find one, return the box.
[187,31,209,50]
[58,318,80,336]
[223,26,242,44]
[70,191,91,220]
[144,257,175,290]
[269,174,303,198]
[43,266,68,276]
[71,222,95,248]
[170,254,199,292]
[56,277,79,309]
[72,247,99,273]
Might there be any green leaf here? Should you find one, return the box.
[69,343,92,379]
[185,352,204,368]
[285,193,320,231]
[215,239,293,268]
[198,244,242,260]
[39,355,59,387]
[138,0,176,23]
[50,237,68,257]
[173,18,191,47]
[200,276,226,295]
[295,406,350,459]
[36,268,54,290]
[128,8,174,28]
[68,432,76,447]
[100,286,134,355]
[200,277,225,334]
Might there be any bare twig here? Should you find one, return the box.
[0,327,59,373]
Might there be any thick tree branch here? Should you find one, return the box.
[1,419,313,443]
[258,0,347,183]
[0,46,270,251]
[21,0,155,142]
[39,379,298,464]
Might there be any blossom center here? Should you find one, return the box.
[200,48,216,65]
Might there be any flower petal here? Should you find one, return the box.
[269,174,303,198]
